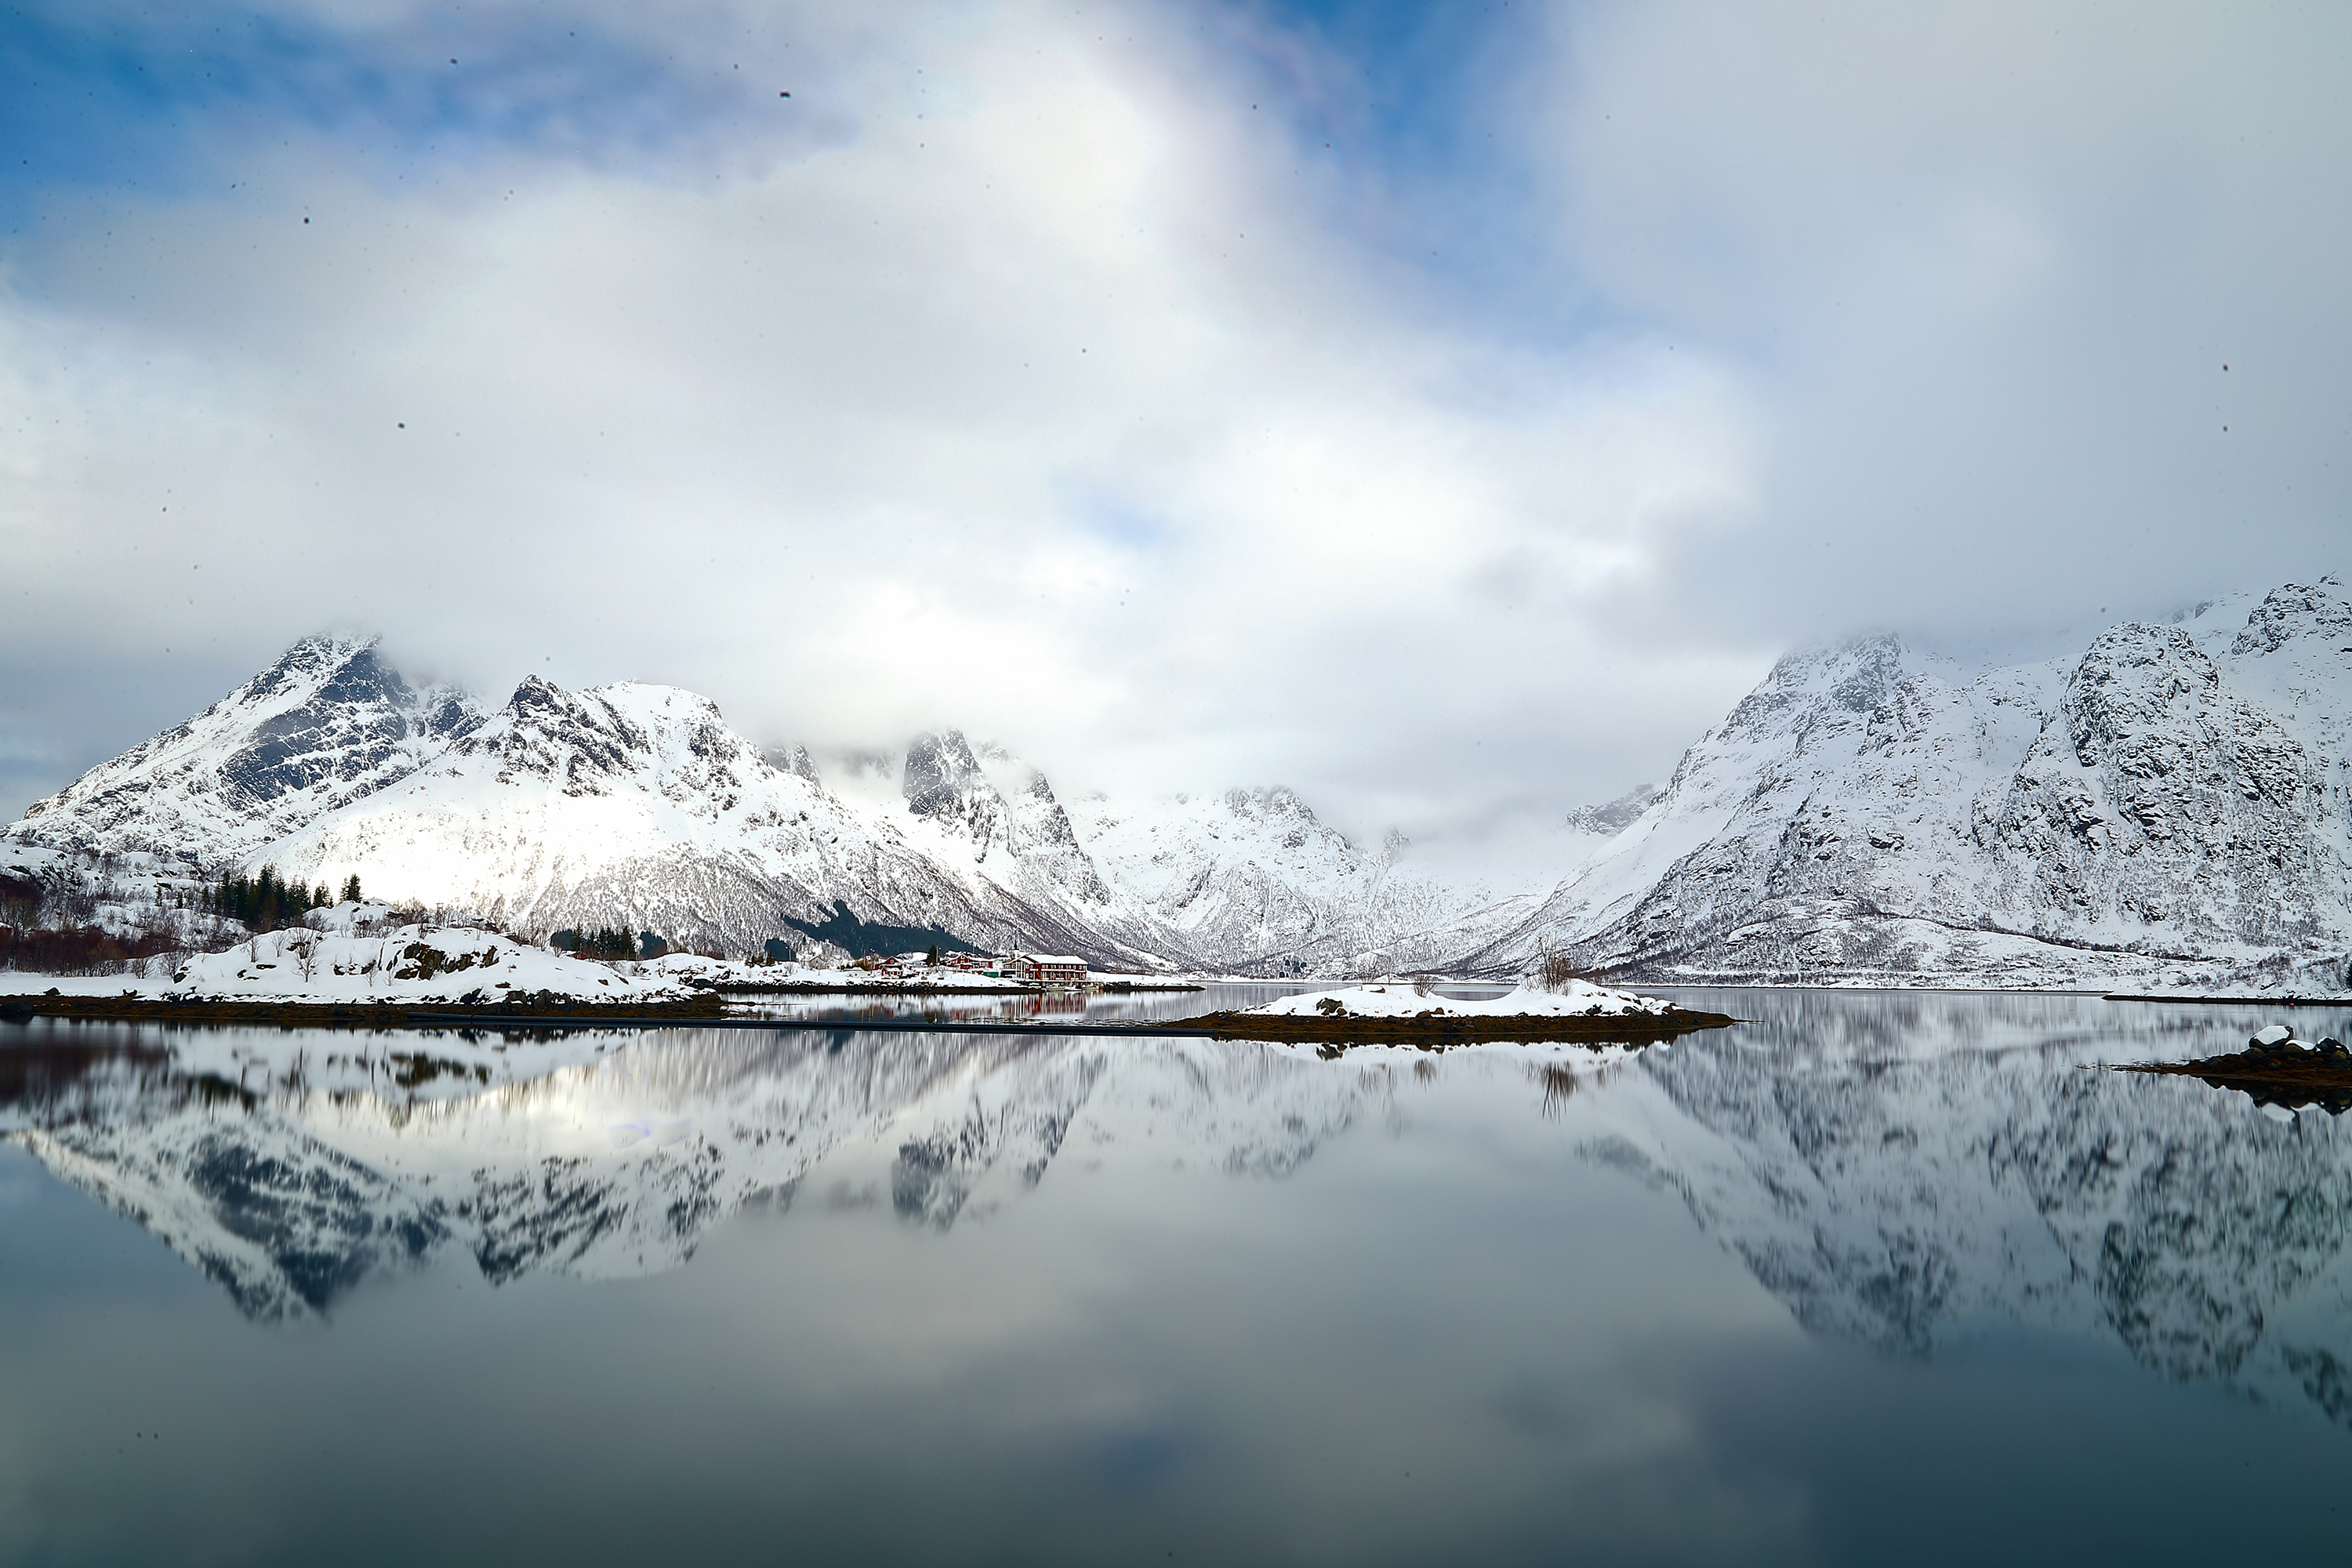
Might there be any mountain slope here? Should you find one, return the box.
[1474,579,2352,987]
[256,681,1160,963]
[2,636,482,870]
[1065,786,1537,975]
[803,733,1174,968]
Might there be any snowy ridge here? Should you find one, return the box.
[9,579,2348,983]
[803,733,1177,970]
[253,684,1162,967]
[1065,786,1537,975]
[3,635,1492,974]
[1475,579,2352,989]
[3,635,481,869]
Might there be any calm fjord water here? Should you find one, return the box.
[2,989,2349,1566]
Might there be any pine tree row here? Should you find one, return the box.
[211,868,363,931]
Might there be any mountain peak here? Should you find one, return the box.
[5,636,482,866]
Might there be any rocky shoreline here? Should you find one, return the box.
[1173,1005,1737,1053]
[2122,1024,2352,1114]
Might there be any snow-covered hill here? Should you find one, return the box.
[1472,579,2352,989]
[1065,786,1537,975]
[0,916,714,1007]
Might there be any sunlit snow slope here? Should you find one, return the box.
[1065,786,1537,976]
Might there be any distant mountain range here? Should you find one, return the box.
[6,577,2347,984]
[2,636,1520,974]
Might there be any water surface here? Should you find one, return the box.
[2,990,2348,1565]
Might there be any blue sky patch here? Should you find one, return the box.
[0,1,805,237]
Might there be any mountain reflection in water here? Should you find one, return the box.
[9,991,2352,1566]
[0,1018,1384,1321]
[4,989,2350,1425]
[1624,990,2352,1418]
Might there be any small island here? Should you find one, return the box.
[1174,975,1735,1056]
[2122,1024,2352,1116]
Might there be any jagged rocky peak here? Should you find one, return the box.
[1718,632,1917,741]
[975,740,1087,851]
[464,678,771,810]
[3,633,485,866]
[890,731,1096,871]
[761,743,822,784]
[1992,619,2319,943]
[1477,575,2350,985]
[902,729,989,820]
[895,729,1015,862]
[470,676,650,789]
[2232,576,2351,657]
[1218,786,1348,851]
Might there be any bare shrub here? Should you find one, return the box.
[1413,972,1436,996]
[1536,941,1578,993]
[1535,1062,1578,1119]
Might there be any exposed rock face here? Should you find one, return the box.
[3,636,482,869]
[1991,625,2318,946]
[1478,579,2352,987]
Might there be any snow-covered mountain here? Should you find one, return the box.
[252,681,1178,967]
[1560,782,1661,843]
[1472,579,2352,989]
[9,577,2347,982]
[5,636,482,869]
[3,637,1488,973]
[1065,786,1537,975]
[798,732,1174,965]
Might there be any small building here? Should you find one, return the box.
[1003,952,1087,985]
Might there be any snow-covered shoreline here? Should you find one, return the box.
[1242,977,1674,1020]
[0,923,702,1008]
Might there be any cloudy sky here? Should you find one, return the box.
[2,0,2345,877]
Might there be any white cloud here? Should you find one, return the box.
[11,0,2338,882]
[1540,0,2352,651]
[0,0,1759,875]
